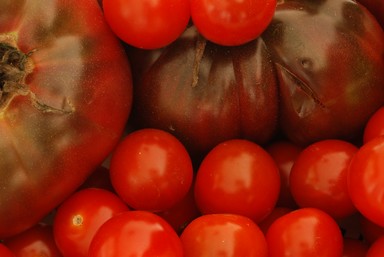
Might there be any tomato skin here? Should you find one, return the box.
[366,236,384,257]
[289,139,358,219]
[190,0,276,46]
[89,211,183,257]
[363,106,384,144]
[194,139,280,223]
[348,136,384,228]
[0,0,132,238]
[180,214,268,257]
[102,0,190,49]
[266,208,344,257]
[109,128,194,212]
[4,223,62,257]
[0,244,15,257]
[53,188,129,257]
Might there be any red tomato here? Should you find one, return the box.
[102,0,190,49]
[266,208,344,257]
[89,211,183,257]
[4,223,62,257]
[53,188,129,257]
[366,236,384,257]
[109,128,194,212]
[266,140,302,209]
[194,139,280,223]
[190,0,276,46]
[363,106,384,144]
[348,136,384,227]
[0,244,15,257]
[180,213,268,257]
[342,238,369,257]
[0,0,132,238]
[290,139,358,219]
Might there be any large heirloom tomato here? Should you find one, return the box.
[0,0,132,238]
[130,0,384,157]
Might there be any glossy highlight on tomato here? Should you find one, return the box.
[0,0,132,238]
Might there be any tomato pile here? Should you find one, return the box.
[1,0,384,256]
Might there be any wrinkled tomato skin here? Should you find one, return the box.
[0,0,132,238]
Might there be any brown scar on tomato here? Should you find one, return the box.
[0,33,74,115]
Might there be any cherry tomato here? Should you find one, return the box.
[266,140,302,209]
[342,238,368,257]
[53,188,129,257]
[348,136,384,228]
[109,128,194,212]
[0,0,132,238]
[0,244,15,257]
[266,208,344,257]
[290,139,358,219]
[180,213,268,257]
[366,236,384,257]
[4,223,62,257]
[194,139,280,223]
[363,106,384,144]
[102,0,190,49]
[190,0,276,46]
[89,211,183,257]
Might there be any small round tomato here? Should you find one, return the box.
[190,0,276,46]
[194,139,280,223]
[266,140,302,209]
[363,106,384,144]
[266,208,344,257]
[102,0,190,49]
[366,236,384,257]
[0,244,15,257]
[4,223,62,257]
[53,188,129,257]
[89,211,183,257]
[180,213,268,257]
[290,139,358,219]
[348,136,384,228]
[109,128,194,212]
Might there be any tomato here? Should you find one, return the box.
[348,136,384,228]
[190,0,276,46]
[342,238,369,257]
[266,207,344,257]
[3,223,62,257]
[88,210,183,257]
[366,236,384,257]
[363,106,384,144]
[194,139,280,223]
[109,128,194,212]
[53,188,129,257]
[130,0,384,157]
[102,0,190,49]
[289,139,358,219]
[266,140,302,209]
[0,244,15,257]
[0,0,132,238]
[180,213,268,257]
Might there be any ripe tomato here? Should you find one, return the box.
[0,0,132,238]
[109,128,194,212]
[180,214,268,257]
[102,0,190,49]
[3,223,62,257]
[53,188,129,257]
[363,106,384,144]
[289,139,358,219]
[266,208,344,257]
[366,236,384,257]
[190,0,276,46]
[194,139,280,223]
[89,211,183,257]
[348,136,384,228]
[0,244,15,257]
